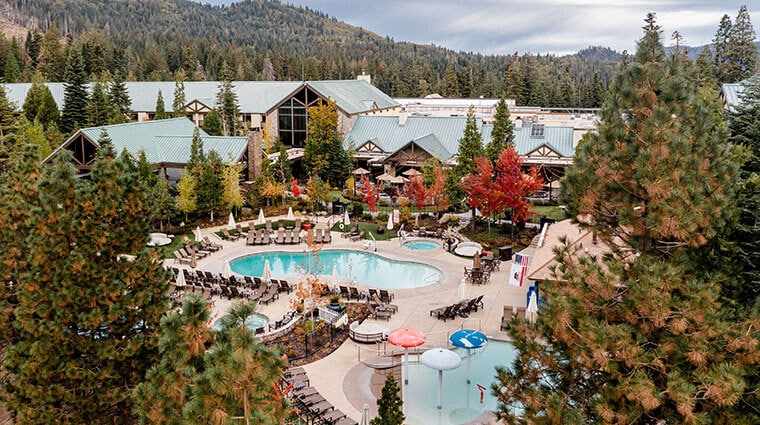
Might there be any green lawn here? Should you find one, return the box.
[330,221,398,241]
[529,205,569,223]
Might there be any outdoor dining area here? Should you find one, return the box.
[463,251,500,285]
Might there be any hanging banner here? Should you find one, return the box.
[508,253,530,287]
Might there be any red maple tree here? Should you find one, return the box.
[404,175,428,212]
[359,174,379,212]
[462,146,544,224]
[428,164,449,213]
[290,177,301,198]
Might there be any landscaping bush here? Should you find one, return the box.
[353,203,364,218]
[377,211,389,223]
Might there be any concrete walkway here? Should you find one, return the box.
[166,214,533,423]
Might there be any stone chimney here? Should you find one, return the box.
[248,130,263,181]
[357,70,371,85]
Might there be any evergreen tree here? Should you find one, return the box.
[60,47,89,134]
[303,99,350,187]
[495,15,758,424]
[4,50,20,83]
[0,85,20,168]
[446,106,482,211]
[22,74,60,131]
[3,130,169,423]
[216,62,240,136]
[370,375,404,425]
[693,46,719,91]
[635,13,665,64]
[24,30,43,70]
[87,78,111,127]
[713,14,734,83]
[202,109,223,136]
[154,89,167,120]
[37,22,65,81]
[440,63,461,97]
[270,142,292,184]
[724,5,759,83]
[172,70,187,118]
[504,55,526,105]
[109,71,132,124]
[221,160,244,216]
[485,97,514,162]
[196,151,223,221]
[22,120,52,159]
[186,126,206,175]
[175,171,197,222]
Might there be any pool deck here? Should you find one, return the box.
[166,215,532,424]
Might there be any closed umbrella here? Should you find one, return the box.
[388,328,425,385]
[457,279,469,302]
[343,210,351,225]
[473,252,482,269]
[359,403,371,425]
[527,291,539,324]
[387,214,394,231]
[287,206,294,220]
[262,260,272,282]
[228,212,236,229]
[449,330,488,383]
[331,265,340,287]
[222,260,232,279]
[194,226,203,243]
[175,269,186,289]
[420,348,462,409]
[258,208,265,225]
[190,248,197,269]
[402,168,422,177]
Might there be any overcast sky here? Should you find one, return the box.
[198,1,757,55]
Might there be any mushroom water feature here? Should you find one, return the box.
[388,328,425,385]
[420,348,462,409]
[449,329,488,383]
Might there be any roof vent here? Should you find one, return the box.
[399,113,408,126]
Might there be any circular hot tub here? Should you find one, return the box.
[403,240,441,251]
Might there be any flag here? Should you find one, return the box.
[508,253,530,287]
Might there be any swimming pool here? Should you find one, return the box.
[230,250,442,289]
[403,340,517,425]
[404,240,441,251]
[212,313,269,331]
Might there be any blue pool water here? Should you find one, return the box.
[212,313,269,331]
[404,240,441,250]
[404,340,517,425]
[230,250,442,289]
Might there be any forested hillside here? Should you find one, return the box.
[0,0,619,107]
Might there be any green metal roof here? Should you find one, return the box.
[483,122,575,158]
[408,133,451,161]
[3,80,397,115]
[48,118,247,166]
[722,74,759,112]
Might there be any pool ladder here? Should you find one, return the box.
[424,273,441,285]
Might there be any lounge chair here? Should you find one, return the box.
[203,236,223,250]
[339,285,350,299]
[294,218,302,232]
[350,229,365,242]
[348,286,365,300]
[261,229,271,245]
[368,288,379,299]
[236,224,247,237]
[246,232,255,246]
[430,304,451,319]
[173,250,191,264]
[277,279,293,294]
[322,229,332,244]
[379,289,394,303]
[366,300,392,321]
[371,293,398,313]
[200,239,221,252]
[274,229,285,244]
[221,228,239,241]
[341,223,358,238]
[266,219,273,233]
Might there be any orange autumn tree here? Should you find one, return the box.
[428,163,449,214]
[359,174,379,212]
[404,175,428,213]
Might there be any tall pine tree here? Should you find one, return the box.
[302,99,350,187]
[370,375,404,425]
[109,71,131,124]
[154,89,167,120]
[724,5,759,83]
[172,70,187,118]
[485,97,514,162]
[216,62,240,136]
[60,47,89,134]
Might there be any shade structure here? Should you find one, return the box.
[387,214,394,231]
[359,403,371,425]
[353,167,370,175]
[457,279,469,301]
[527,291,539,323]
[262,260,272,282]
[376,172,394,182]
[389,175,408,184]
[402,168,422,176]
[343,210,350,225]
[194,226,203,242]
[287,206,294,220]
[473,252,482,269]
[421,348,462,409]
[389,328,425,385]
[449,330,488,383]
[222,260,232,279]
[331,265,340,287]
[257,208,265,225]
[175,269,186,288]
[190,248,197,269]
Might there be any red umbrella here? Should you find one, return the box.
[389,328,425,385]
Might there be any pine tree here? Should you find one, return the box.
[4,51,20,83]
[37,23,65,81]
[3,130,169,423]
[109,71,132,124]
[216,62,240,136]
[202,109,223,136]
[440,63,461,97]
[446,106,482,213]
[196,151,223,221]
[693,46,719,91]
[221,160,244,216]
[60,47,89,134]
[0,85,20,169]
[714,14,734,83]
[495,15,757,424]
[485,97,514,162]
[724,5,759,83]
[176,171,197,222]
[303,99,350,187]
[23,74,60,131]
[370,375,404,425]
[186,126,206,175]
[172,70,187,118]
[87,78,111,127]
[270,142,292,184]
[154,89,167,120]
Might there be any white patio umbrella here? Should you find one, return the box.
[257,208,265,225]
[287,206,294,220]
[222,260,232,279]
[420,348,462,409]
[527,291,539,323]
[387,214,394,231]
[262,260,272,282]
[175,269,186,288]
[343,210,350,225]
[228,212,236,229]
[331,265,341,287]
[457,279,469,301]
[194,226,203,242]
[359,403,371,425]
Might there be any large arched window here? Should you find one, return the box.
[278,87,323,147]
